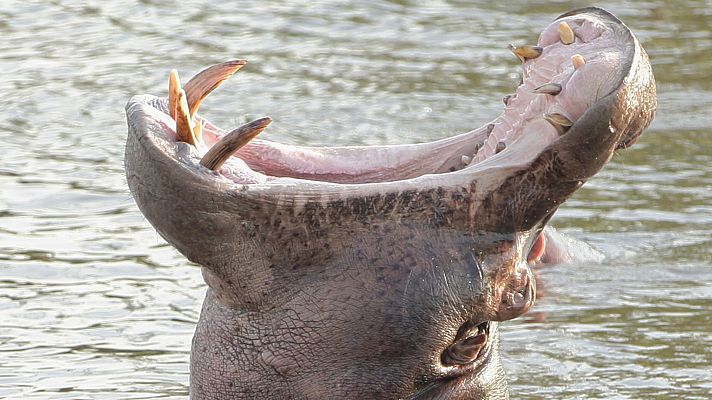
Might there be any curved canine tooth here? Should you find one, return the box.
[532,83,562,95]
[461,155,472,165]
[544,113,573,135]
[200,117,273,171]
[571,54,585,70]
[175,89,197,145]
[495,141,506,154]
[559,21,575,45]
[508,44,543,62]
[168,69,181,120]
[184,60,247,119]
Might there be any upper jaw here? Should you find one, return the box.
[126,7,654,237]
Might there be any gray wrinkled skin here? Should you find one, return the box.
[124,7,655,400]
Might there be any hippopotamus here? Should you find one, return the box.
[124,7,656,399]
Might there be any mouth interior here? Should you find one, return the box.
[161,14,623,188]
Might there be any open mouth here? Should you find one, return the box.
[127,9,650,201]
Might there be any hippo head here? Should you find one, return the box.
[125,7,655,400]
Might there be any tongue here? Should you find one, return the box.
[527,233,546,264]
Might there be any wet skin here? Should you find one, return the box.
[124,7,655,400]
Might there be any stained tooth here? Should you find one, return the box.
[200,117,273,171]
[495,141,506,154]
[571,54,585,69]
[461,155,472,165]
[544,113,573,135]
[532,82,562,95]
[175,89,197,145]
[184,60,247,119]
[503,94,514,105]
[168,69,181,120]
[508,44,543,62]
[559,21,575,45]
[473,143,483,157]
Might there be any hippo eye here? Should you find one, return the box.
[441,321,491,367]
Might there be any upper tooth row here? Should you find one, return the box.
[478,20,581,164]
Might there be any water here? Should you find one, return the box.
[1,1,710,399]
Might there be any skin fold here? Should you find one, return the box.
[124,7,655,400]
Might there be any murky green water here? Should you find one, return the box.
[1,1,710,399]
